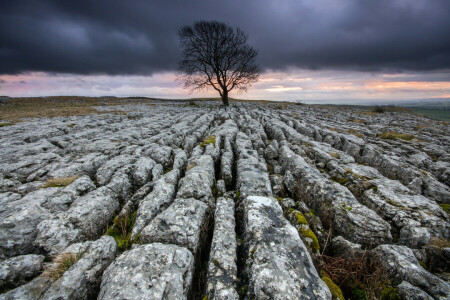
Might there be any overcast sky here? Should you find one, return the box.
[1,0,449,102]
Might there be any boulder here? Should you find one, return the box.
[97,243,194,300]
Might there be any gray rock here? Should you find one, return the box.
[362,177,448,244]
[331,236,364,259]
[0,188,57,259]
[98,243,194,300]
[41,236,116,300]
[398,281,433,300]
[242,195,331,299]
[216,179,226,196]
[0,275,54,300]
[41,176,96,213]
[132,157,155,186]
[140,198,210,257]
[132,169,180,238]
[0,254,45,290]
[143,144,173,168]
[235,132,272,198]
[34,217,80,256]
[173,150,188,171]
[206,197,239,299]
[67,186,120,239]
[118,181,153,219]
[96,154,136,186]
[220,142,234,188]
[177,155,215,207]
[152,163,164,181]
[279,145,392,247]
[373,244,450,299]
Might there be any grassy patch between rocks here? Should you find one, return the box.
[44,252,82,280]
[378,131,416,141]
[200,135,216,147]
[439,203,449,214]
[105,212,140,251]
[0,122,14,127]
[41,175,79,188]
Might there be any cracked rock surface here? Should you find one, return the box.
[0,100,449,299]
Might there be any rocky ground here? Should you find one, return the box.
[0,100,449,299]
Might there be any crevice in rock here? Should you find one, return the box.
[189,202,215,300]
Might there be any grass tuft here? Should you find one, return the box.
[378,131,416,141]
[0,122,14,127]
[41,175,79,188]
[44,252,82,280]
[328,152,341,159]
[105,212,140,251]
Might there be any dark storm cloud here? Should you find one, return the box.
[1,0,449,75]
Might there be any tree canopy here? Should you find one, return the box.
[178,21,259,106]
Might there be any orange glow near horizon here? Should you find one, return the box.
[0,70,449,102]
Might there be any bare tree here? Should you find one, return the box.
[178,21,259,106]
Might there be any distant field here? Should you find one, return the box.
[408,108,450,122]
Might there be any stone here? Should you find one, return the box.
[132,169,180,238]
[177,155,215,207]
[206,197,239,299]
[97,243,194,300]
[140,198,210,257]
[95,154,136,186]
[132,157,155,186]
[40,236,117,300]
[279,145,392,247]
[397,281,433,300]
[0,254,45,291]
[373,244,450,299]
[241,196,331,299]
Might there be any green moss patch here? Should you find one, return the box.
[380,285,400,300]
[200,135,216,147]
[320,271,345,300]
[0,122,14,127]
[299,228,320,252]
[293,211,308,225]
[439,203,449,214]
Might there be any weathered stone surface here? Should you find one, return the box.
[0,254,45,291]
[132,157,155,186]
[242,195,331,299]
[398,281,434,300]
[177,155,215,207]
[373,244,450,299]
[140,198,210,256]
[132,169,180,238]
[279,145,392,247]
[41,236,116,300]
[98,243,194,300]
[67,186,120,238]
[1,101,449,299]
[118,181,153,219]
[235,132,272,198]
[0,188,57,259]
[206,197,239,300]
[41,175,96,213]
[362,177,448,246]
[0,275,54,300]
[95,154,136,186]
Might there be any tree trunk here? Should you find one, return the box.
[221,90,229,106]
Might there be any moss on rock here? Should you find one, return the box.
[320,271,344,300]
